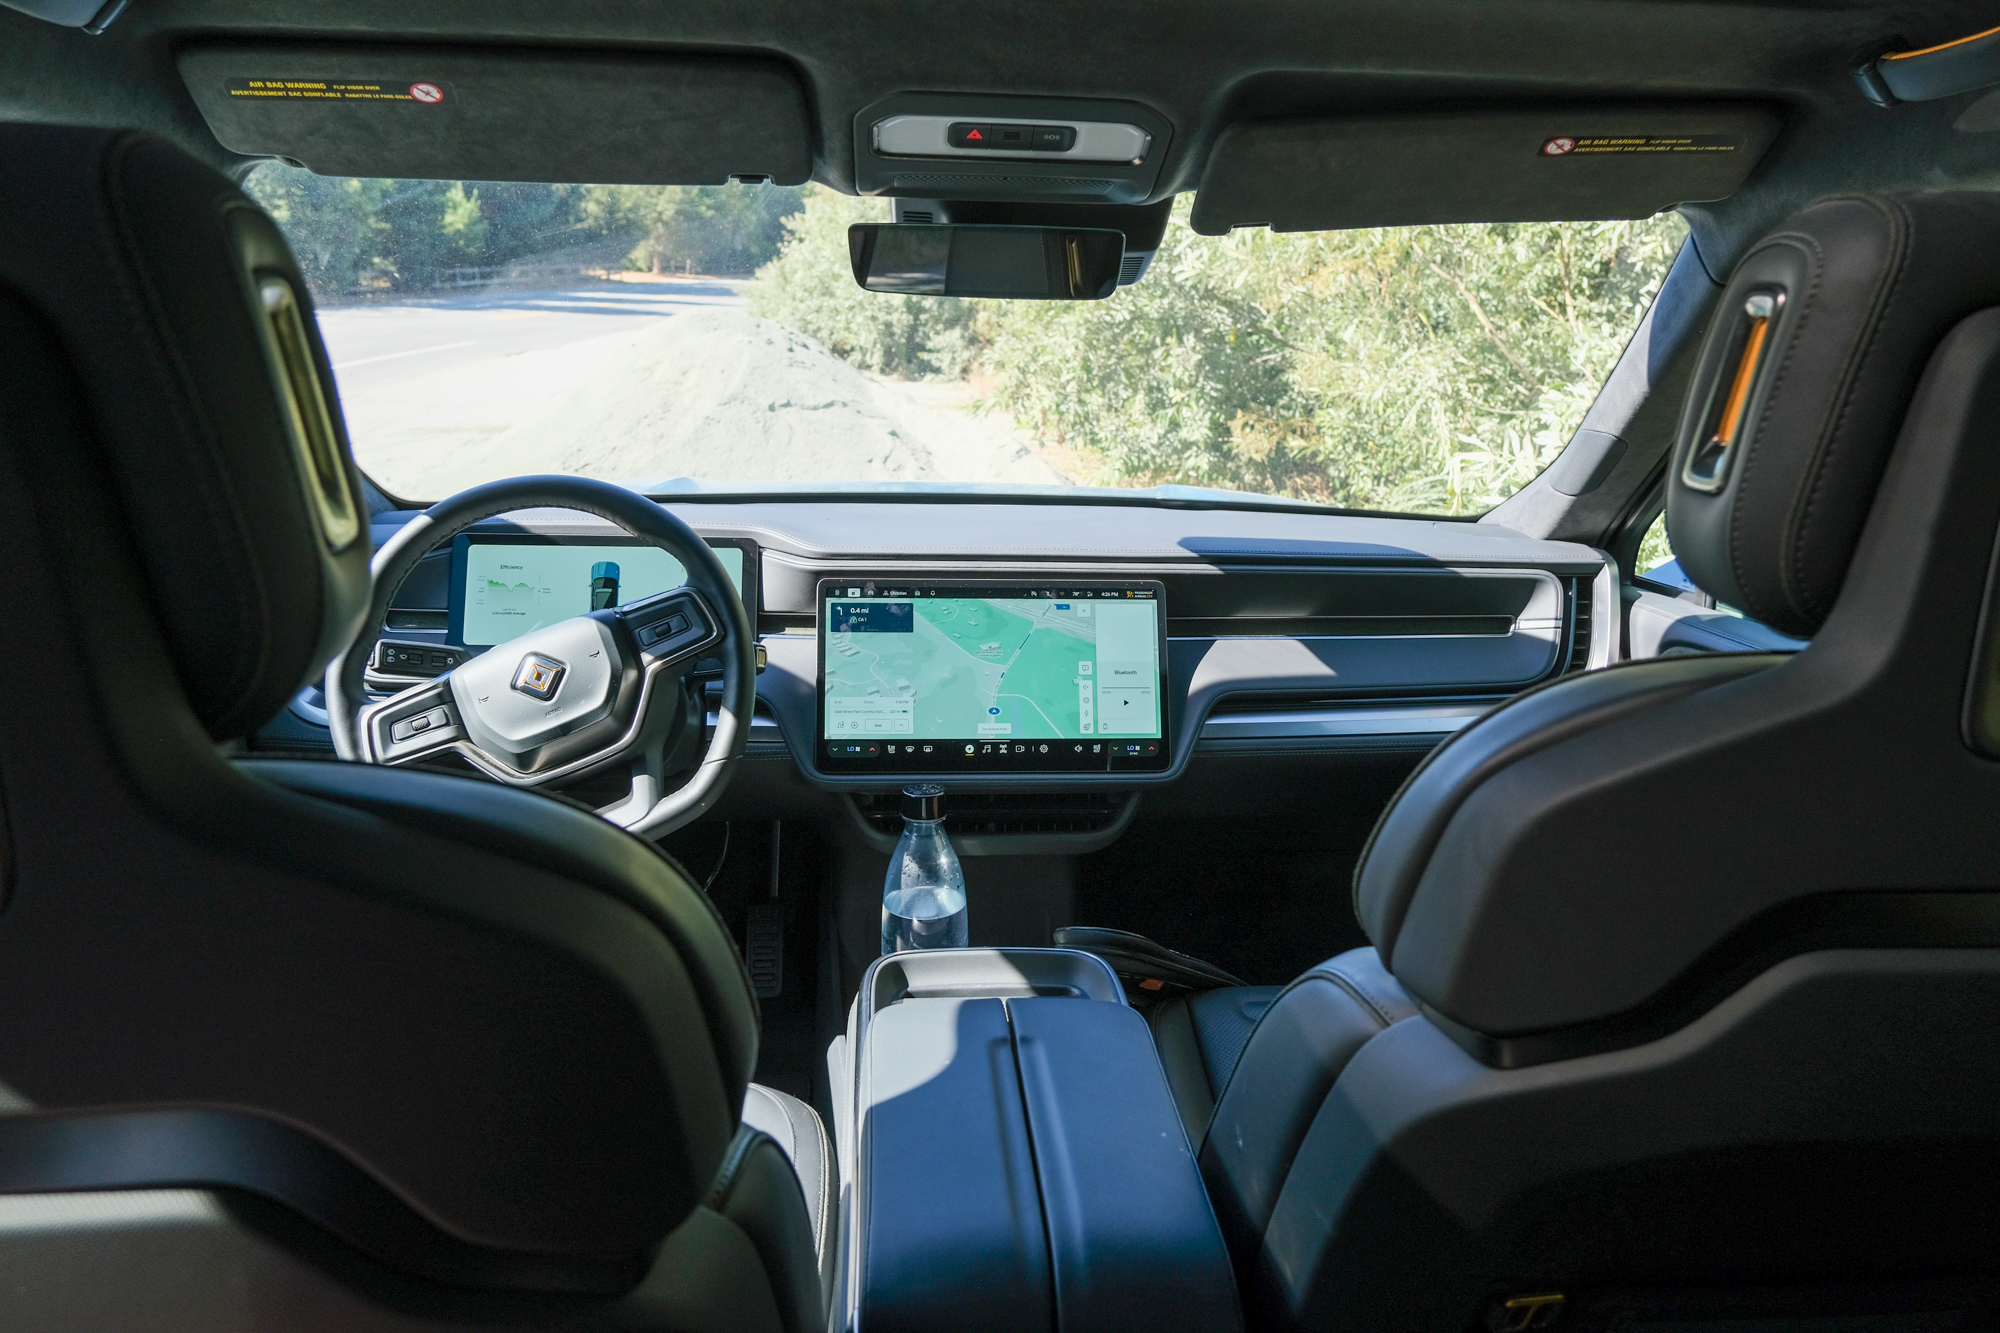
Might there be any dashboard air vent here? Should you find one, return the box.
[852,790,1127,838]
[1563,578,1594,675]
[386,609,448,632]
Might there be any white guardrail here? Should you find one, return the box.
[429,264,590,289]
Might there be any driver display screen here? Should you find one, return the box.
[818,580,1168,773]
[457,542,745,647]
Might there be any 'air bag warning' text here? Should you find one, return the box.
[224,79,454,105]
[1540,135,1740,157]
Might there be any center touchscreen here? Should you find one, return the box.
[818,579,1169,772]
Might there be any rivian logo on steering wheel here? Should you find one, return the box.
[511,652,566,701]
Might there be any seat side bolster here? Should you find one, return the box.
[1148,996,1219,1143]
[741,1083,834,1309]
[706,1127,823,1333]
[1199,948,1413,1268]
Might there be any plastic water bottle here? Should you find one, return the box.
[881,784,968,954]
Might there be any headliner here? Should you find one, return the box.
[4,0,1998,272]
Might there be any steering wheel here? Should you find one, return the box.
[325,475,756,840]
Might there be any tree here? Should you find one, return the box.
[582,183,806,275]
[975,203,1686,512]
[745,189,976,379]
[244,164,806,295]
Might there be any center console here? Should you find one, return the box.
[828,948,1241,1333]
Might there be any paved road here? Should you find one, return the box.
[309,276,1070,499]
[314,280,744,397]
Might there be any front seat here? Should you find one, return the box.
[0,125,828,1332]
[1159,192,2000,1332]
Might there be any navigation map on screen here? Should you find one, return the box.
[821,591,1161,741]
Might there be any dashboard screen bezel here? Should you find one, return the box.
[446,533,758,649]
[815,576,1170,775]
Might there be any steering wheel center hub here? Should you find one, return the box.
[454,615,629,772]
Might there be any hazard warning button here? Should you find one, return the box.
[947,122,994,148]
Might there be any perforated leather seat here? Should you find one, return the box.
[0,124,828,1332]
[1165,192,2000,1330]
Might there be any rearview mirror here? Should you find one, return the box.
[847,224,1124,300]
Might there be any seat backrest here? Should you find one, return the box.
[1233,192,2000,1331]
[0,124,760,1299]
[1356,192,2000,1050]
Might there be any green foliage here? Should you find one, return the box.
[1636,514,1675,574]
[244,163,804,295]
[976,203,1686,512]
[744,190,977,379]
[747,196,1685,512]
[578,183,805,275]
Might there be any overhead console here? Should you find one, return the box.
[1190,102,1780,234]
[854,92,1172,203]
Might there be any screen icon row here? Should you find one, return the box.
[823,738,1163,770]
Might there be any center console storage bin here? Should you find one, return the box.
[838,948,1241,1333]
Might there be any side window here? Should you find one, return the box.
[1632,513,1703,598]
[1624,512,1807,658]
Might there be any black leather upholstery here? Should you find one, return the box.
[1667,193,2000,638]
[1148,984,1281,1136]
[1353,651,1782,966]
[0,123,826,1330]
[1158,193,2000,1331]
[1352,193,2000,1044]
[1197,950,1414,1267]
[0,125,370,739]
[1055,925,1248,992]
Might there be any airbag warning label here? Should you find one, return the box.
[1540,135,1740,157]
[224,79,454,105]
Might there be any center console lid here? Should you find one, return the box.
[836,948,1241,1333]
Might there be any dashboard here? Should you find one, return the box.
[277,500,1612,812]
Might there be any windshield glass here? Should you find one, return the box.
[246,164,1685,514]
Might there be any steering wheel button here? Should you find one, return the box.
[666,614,689,635]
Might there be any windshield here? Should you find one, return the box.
[245,164,1685,514]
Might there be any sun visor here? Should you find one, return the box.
[1189,105,1780,235]
[177,45,812,185]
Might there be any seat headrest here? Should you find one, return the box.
[1666,192,2000,639]
[0,125,370,738]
